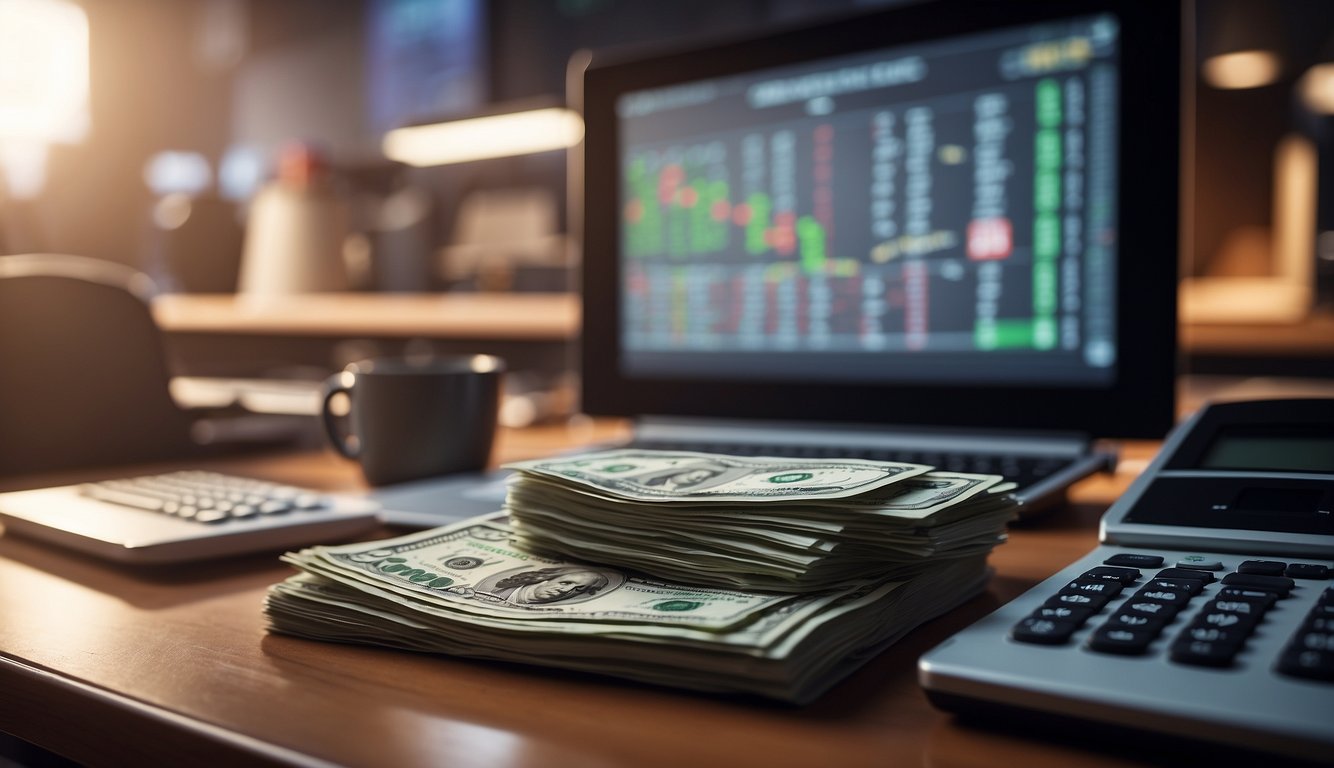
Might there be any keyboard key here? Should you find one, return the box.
[229,504,258,519]
[1104,553,1164,568]
[1011,616,1082,645]
[1237,560,1289,577]
[1285,563,1331,580]
[1156,568,1216,584]
[294,494,326,510]
[1221,573,1295,597]
[79,484,166,512]
[1080,566,1141,585]
[1088,625,1158,655]
[259,500,293,515]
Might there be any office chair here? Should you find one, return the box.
[0,254,201,476]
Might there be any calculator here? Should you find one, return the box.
[918,399,1334,761]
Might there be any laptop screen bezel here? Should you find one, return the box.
[580,0,1181,439]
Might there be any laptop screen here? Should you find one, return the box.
[581,0,1181,438]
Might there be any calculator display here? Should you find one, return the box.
[1199,429,1334,474]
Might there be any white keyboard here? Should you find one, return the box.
[0,471,380,563]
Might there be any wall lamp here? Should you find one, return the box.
[382,105,584,167]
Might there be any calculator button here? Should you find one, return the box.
[1179,624,1248,647]
[1088,625,1157,655]
[1174,555,1224,571]
[1080,566,1141,585]
[1061,579,1124,599]
[1206,598,1267,619]
[1033,605,1096,624]
[1170,637,1241,667]
[1237,560,1289,577]
[1276,647,1334,682]
[1045,592,1111,610]
[1192,608,1261,633]
[1104,610,1168,632]
[1297,630,1334,651]
[1011,616,1082,645]
[1122,599,1181,619]
[195,510,229,524]
[1104,553,1164,568]
[1155,568,1216,584]
[1133,587,1193,608]
[1143,577,1205,596]
[1220,573,1294,597]
[1214,587,1278,609]
[1285,563,1331,580]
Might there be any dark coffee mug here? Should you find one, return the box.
[321,355,505,486]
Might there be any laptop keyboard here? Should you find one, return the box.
[79,471,328,524]
[627,440,1074,491]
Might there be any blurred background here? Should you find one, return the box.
[1,0,1332,428]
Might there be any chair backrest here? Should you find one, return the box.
[0,254,197,476]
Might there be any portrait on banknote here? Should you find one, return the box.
[477,565,625,606]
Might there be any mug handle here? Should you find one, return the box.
[320,372,360,459]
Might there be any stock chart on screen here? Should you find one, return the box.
[615,15,1121,386]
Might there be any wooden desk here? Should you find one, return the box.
[152,293,579,341]
[0,420,1167,768]
[151,293,579,380]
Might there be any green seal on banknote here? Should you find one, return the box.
[444,557,484,569]
[767,472,814,484]
[600,464,637,472]
[652,600,703,612]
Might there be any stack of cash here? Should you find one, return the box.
[502,450,1017,592]
[265,513,991,703]
[265,450,1020,702]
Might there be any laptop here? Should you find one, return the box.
[378,0,1183,527]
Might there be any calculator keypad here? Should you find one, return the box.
[1007,552,1334,683]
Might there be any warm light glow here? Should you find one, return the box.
[143,151,212,196]
[0,0,89,141]
[382,107,584,167]
[1299,63,1334,115]
[1201,49,1282,90]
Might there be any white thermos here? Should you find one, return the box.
[237,144,349,295]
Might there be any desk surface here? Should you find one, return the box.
[0,419,1169,768]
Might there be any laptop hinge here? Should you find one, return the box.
[633,416,1093,458]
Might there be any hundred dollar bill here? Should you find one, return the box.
[835,472,1005,520]
[288,513,847,632]
[503,449,930,503]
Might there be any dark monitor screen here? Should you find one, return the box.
[581,0,1181,438]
